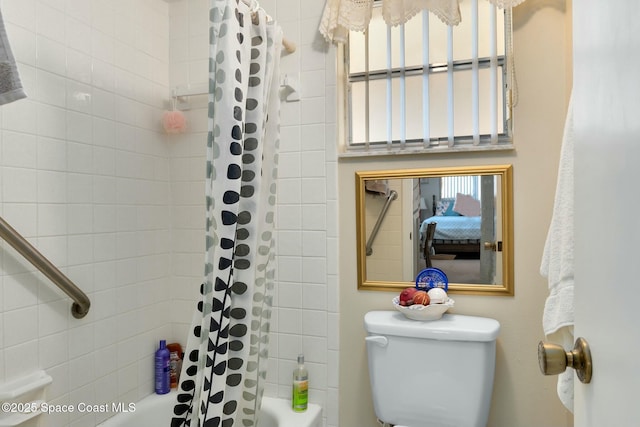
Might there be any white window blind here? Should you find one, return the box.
[441,176,481,200]
[345,1,513,154]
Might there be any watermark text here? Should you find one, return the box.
[1,401,136,414]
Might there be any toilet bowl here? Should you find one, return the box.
[365,311,500,427]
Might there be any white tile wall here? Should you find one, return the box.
[0,0,338,426]
[0,1,173,426]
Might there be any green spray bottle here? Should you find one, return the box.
[292,354,308,412]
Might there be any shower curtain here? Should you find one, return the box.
[172,0,282,426]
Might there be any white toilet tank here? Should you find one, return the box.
[364,311,500,427]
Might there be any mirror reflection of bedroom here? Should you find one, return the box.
[363,174,503,286]
[418,175,501,284]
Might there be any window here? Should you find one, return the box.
[342,0,514,154]
[441,176,481,200]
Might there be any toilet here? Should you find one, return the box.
[364,311,500,427]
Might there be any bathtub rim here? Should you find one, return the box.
[259,395,322,427]
[97,391,323,427]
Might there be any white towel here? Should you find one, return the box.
[0,7,26,105]
[540,93,574,412]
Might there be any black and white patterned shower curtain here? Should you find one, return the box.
[172,0,282,425]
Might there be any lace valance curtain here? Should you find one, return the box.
[319,0,527,43]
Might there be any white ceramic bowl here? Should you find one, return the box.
[392,296,455,321]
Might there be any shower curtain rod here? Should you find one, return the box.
[0,216,90,319]
[241,0,296,53]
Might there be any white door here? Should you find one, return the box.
[573,0,640,425]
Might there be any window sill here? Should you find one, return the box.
[338,143,515,159]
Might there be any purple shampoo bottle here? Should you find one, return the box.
[155,340,170,394]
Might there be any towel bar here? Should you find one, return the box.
[365,190,398,256]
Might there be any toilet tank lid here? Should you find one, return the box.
[364,311,500,342]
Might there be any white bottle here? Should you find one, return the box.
[292,354,308,412]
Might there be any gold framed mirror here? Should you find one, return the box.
[356,165,513,295]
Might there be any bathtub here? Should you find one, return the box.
[97,390,322,427]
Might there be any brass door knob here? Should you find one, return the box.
[537,337,592,384]
[483,241,502,251]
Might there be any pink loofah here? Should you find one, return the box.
[162,110,187,134]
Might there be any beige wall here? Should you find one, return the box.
[337,3,574,427]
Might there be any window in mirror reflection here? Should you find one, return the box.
[441,175,480,200]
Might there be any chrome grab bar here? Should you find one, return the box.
[365,190,398,256]
[0,216,90,319]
